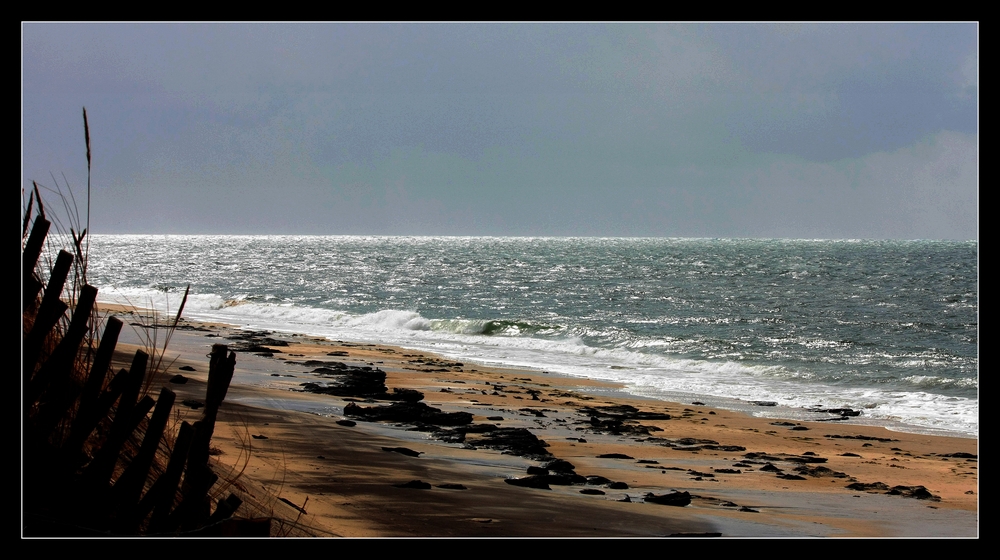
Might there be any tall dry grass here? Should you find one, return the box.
[23,108,314,536]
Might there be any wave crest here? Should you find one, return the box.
[430,318,560,336]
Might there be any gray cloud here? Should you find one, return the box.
[22,23,977,239]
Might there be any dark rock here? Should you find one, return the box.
[637,459,659,464]
[580,404,672,421]
[526,466,549,475]
[178,365,196,372]
[580,488,605,495]
[468,427,551,459]
[226,331,290,348]
[888,485,940,500]
[345,401,473,426]
[777,474,807,480]
[738,506,759,513]
[436,483,467,490]
[608,482,629,490]
[597,453,634,459]
[543,459,576,473]
[811,408,861,417]
[300,360,333,367]
[825,434,895,442]
[752,401,777,407]
[543,473,588,485]
[336,419,357,427]
[645,491,692,507]
[579,405,670,435]
[784,455,828,464]
[251,434,268,440]
[654,437,721,451]
[430,422,503,445]
[713,468,742,474]
[941,452,977,459]
[840,452,861,457]
[311,366,344,375]
[169,374,188,384]
[381,446,422,457]
[794,466,848,478]
[760,463,782,472]
[487,416,504,421]
[225,331,289,353]
[386,387,425,402]
[504,476,551,490]
[745,452,783,461]
[703,445,747,452]
[846,482,889,492]
[182,399,204,409]
[586,476,612,485]
[300,366,388,399]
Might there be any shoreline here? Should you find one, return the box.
[108,306,979,537]
[193,320,980,441]
[101,293,978,441]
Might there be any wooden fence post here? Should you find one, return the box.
[167,344,237,534]
[110,387,176,533]
[82,350,148,488]
[61,317,123,464]
[27,284,97,407]
[142,421,195,534]
[22,217,50,310]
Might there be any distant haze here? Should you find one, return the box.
[22,23,978,239]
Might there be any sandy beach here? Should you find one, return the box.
[105,306,978,538]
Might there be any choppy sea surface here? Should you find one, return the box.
[83,236,978,437]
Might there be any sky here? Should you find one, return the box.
[22,23,978,239]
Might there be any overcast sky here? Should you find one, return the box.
[22,23,978,239]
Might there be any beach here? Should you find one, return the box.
[25,21,979,539]
[111,309,978,537]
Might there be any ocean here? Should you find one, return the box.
[83,235,978,438]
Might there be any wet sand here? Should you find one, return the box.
[110,308,978,537]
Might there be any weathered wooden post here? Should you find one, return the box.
[82,350,149,488]
[22,216,50,311]
[142,421,195,534]
[110,387,177,532]
[168,344,237,533]
[61,317,123,465]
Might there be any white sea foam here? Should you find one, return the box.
[86,236,978,438]
[93,287,978,437]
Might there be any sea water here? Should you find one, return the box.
[82,236,978,437]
